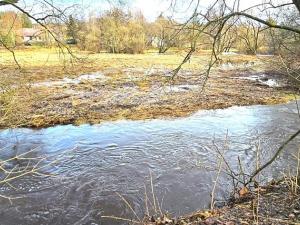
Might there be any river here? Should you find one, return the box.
[0,102,299,225]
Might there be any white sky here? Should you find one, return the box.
[117,0,291,21]
[132,0,171,21]
[0,0,293,22]
[131,0,291,21]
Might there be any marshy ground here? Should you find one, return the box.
[0,48,299,225]
[0,48,297,128]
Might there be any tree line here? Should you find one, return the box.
[1,7,296,55]
[66,8,291,55]
[0,11,32,47]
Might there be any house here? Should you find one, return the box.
[18,28,45,44]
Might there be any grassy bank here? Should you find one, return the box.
[0,47,297,128]
[0,48,257,81]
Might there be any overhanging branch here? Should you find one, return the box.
[224,12,300,34]
[0,0,18,6]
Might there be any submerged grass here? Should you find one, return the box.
[0,47,297,128]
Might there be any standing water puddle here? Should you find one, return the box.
[0,103,299,225]
[235,74,285,87]
[34,72,107,87]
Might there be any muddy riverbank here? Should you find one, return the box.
[147,179,300,225]
[0,61,297,129]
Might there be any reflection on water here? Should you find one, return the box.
[0,103,299,225]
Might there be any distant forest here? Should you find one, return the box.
[0,7,292,55]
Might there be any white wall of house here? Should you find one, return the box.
[24,36,31,42]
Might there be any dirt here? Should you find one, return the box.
[145,179,300,225]
[0,63,297,129]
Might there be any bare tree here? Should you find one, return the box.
[237,19,267,54]
[169,0,300,80]
[166,0,300,187]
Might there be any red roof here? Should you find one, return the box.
[19,28,43,37]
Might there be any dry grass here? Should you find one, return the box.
[0,47,296,128]
[0,47,260,81]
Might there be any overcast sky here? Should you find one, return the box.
[0,0,293,22]
[132,0,263,21]
[85,0,274,21]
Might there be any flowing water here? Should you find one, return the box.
[0,103,299,225]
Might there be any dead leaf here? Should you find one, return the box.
[239,187,249,197]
